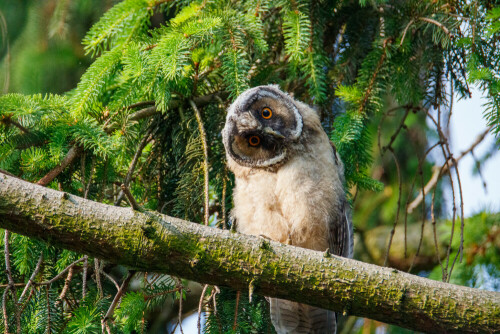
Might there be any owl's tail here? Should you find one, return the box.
[269,298,337,334]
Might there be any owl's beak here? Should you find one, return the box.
[263,127,285,139]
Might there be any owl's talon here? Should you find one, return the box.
[285,233,292,245]
[259,234,272,240]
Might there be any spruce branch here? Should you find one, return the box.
[0,173,498,334]
[358,38,391,114]
[3,118,30,134]
[419,17,452,38]
[190,100,210,226]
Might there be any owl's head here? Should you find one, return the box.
[222,85,303,168]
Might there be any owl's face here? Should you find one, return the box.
[223,85,303,168]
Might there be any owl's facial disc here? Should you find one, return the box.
[224,117,288,168]
[223,85,303,168]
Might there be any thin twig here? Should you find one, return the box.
[115,127,153,206]
[400,19,414,46]
[233,290,240,331]
[18,252,43,303]
[197,284,209,334]
[121,184,142,211]
[4,231,16,291]
[2,286,10,334]
[104,271,136,322]
[46,285,51,334]
[384,148,402,267]
[222,169,227,230]
[44,257,85,285]
[37,145,83,186]
[173,278,185,334]
[95,258,103,298]
[84,155,96,199]
[419,17,451,37]
[82,255,88,299]
[358,38,391,114]
[190,100,210,226]
[407,125,492,213]
[101,270,120,291]
[56,266,74,305]
[144,287,184,301]
[409,164,428,272]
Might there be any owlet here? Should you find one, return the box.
[222,85,353,334]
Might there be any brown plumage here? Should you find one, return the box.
[223,85,353,334]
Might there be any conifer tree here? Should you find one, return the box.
[0,0,499,332]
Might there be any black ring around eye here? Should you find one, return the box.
[248,136,261,146]
[261,107,272,119]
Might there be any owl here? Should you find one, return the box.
[222,85,353,334]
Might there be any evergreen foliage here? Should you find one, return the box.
[0,0,499,332]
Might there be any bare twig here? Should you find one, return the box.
[144,286,184,301]
[358,38,391,114]
[104,271,136,322]
[233,290,240,331]
[384,148,402,267]
[56,266,74,305]
[115,127,153,206]
[44,257,85,285]
[190,100,210,226]
[400,19,414,46]
[4,231,16,291]
[101,270,120,291]
[121,184,142,211]
[18,252,43,303]
[82,255,88,299]
[2,286,10,334]
[126,101,155,110]
[198,284,209,334]
[221,170,227,230]
[419,17,451,37]
[95,258,103,298]
[407,125,492,213]
[178,280,185,334]
[84,155,96,199]
[37,145,83,186]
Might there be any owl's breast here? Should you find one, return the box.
[231,149,342,251]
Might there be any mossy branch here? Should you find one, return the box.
[0,173,498,334]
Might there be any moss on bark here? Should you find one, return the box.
[0,173,499,333]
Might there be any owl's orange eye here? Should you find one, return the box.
[248,136,261,146]
[261,107,272,119]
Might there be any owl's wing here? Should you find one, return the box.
[328,142,353,258]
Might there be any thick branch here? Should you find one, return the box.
[0,173,498,333]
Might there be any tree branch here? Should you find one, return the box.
[407,125,492,213]
[0,173,498,333]
[36,145,83,186]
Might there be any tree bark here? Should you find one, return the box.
[0,173,498,333]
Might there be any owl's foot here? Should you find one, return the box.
[285,233,293,245]
[259,234,272,240]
